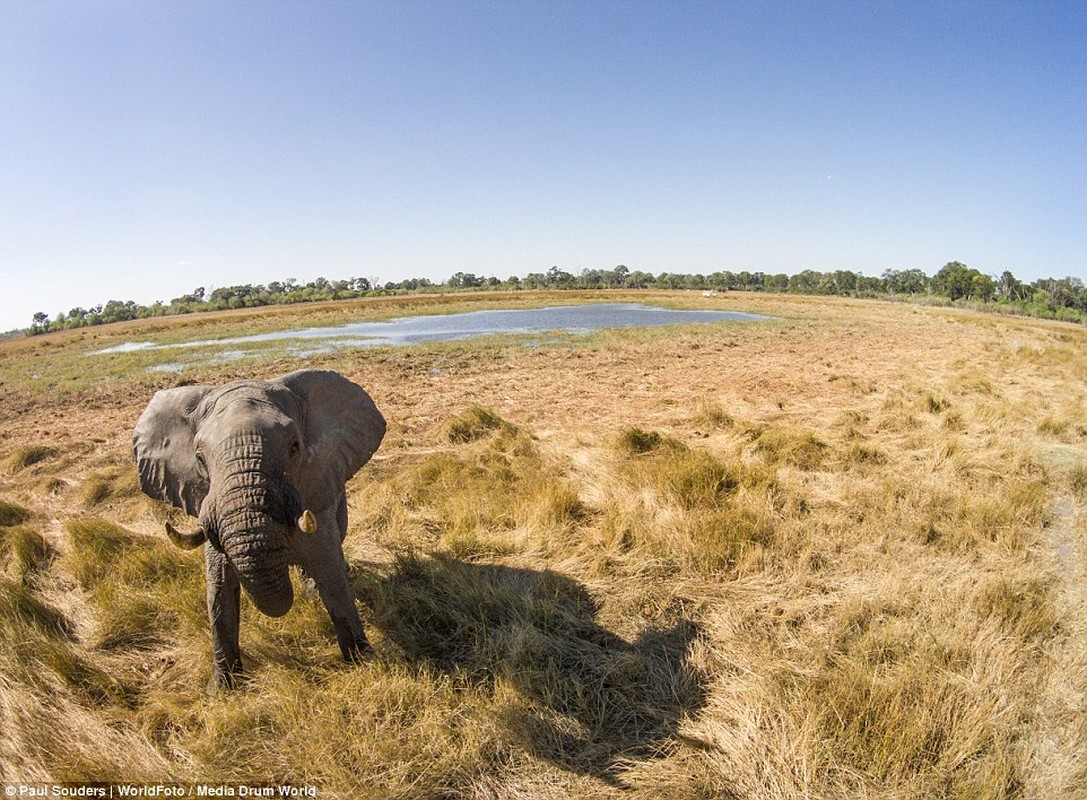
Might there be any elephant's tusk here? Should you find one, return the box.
[297,510,317,535]
[165,521,207,550]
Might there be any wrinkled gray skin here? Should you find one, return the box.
[133,369,385,689]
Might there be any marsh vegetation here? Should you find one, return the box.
[1,291,1085,798]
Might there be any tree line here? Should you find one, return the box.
[26,261,1087,334]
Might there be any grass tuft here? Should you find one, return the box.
[976,573,1060,642]
[839,442,889,467]
[1070,464,1087,501]
[6,444,59,473]
[0,497,32,526]
[0,577,72,636]
[445,404,514,443]
[637,447,741,510]
[1,525,54,579]
[616,426,687,455]
[749,426,830,470]
[82,467,141,507]
[923,392,952,414]
[692,398,735,430]
[785,588,1020,791]
[64,518,203,650]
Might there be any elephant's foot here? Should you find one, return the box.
[341,633,374,663]
[208,658,245,692]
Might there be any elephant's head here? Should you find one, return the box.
[133,369,385,618]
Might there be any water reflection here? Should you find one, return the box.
[93,302,768,361]
[224,302,764,348]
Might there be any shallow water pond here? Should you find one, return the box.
[94,302,768,366]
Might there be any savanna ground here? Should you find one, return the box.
[1,290,1085,799]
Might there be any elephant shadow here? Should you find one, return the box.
[355,553,707,782]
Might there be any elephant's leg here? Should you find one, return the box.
[294,504,372,662]
[205,545,243,688]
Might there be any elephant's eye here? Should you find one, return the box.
[195,451,208,472]
[289,440,301,458]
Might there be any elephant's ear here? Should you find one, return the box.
[133,385,212,517]
[275,369,386,512]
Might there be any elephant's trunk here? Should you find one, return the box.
[222,512,294,618]
[213,438,298,618]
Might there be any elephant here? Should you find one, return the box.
[133,368,385,688]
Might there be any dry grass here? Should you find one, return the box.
[6,444,59,473]
[1,291,1085,798]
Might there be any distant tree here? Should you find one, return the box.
[833,270,859,295]
[608,265,630,288]
[970,272,996,302]
[100,299,139,323]
[997,271,1025,301]
[897,269,929,295]
[856,275,883,294]
[789,270,821,294]
[578,268,604,288]
[1036,277,1087,312]
[448,272,483,289]
[625,270,654,289]
[932,262,975,301]
[764,273,790,293]
[546,266,575,287]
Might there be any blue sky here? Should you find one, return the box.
[1,0,1085,331]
